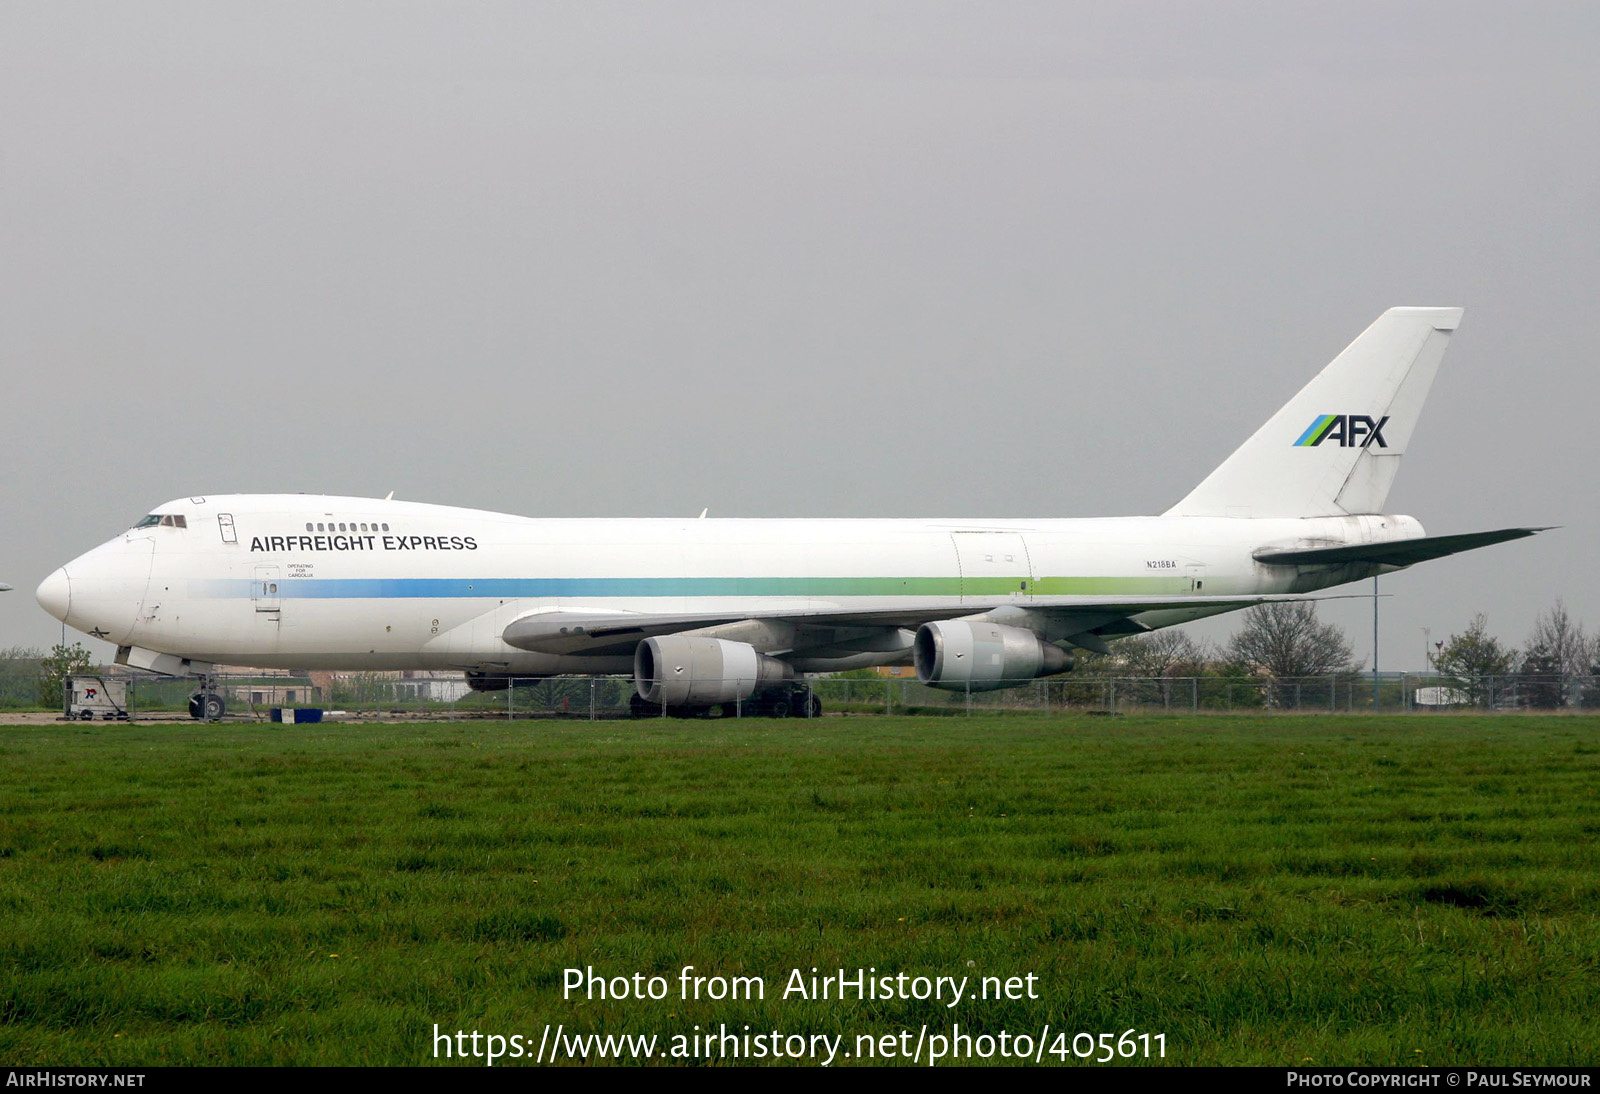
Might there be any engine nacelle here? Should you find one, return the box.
[634,636,795,706]
[913,620,1072,691]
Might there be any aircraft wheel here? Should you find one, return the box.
[803,695,822,718]
[768,697,791,718]
[201,693,226,721]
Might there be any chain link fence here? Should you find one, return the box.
[807,673,1600,716]
[55,669,1600,722]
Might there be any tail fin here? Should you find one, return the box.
[1164,307,1463,518]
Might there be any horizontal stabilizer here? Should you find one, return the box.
[1253,527,1549,568]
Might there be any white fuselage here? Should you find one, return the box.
[37,494,1420,674]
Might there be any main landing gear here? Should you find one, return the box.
[629,684,822,720]
[747,685,822,720]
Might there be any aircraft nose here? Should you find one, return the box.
[36,567,71,623]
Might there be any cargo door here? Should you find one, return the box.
[951,532,1034,604]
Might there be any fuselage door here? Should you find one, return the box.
[253,565,282,614]
[951,532,1034,604]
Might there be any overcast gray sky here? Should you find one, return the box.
[3,2,1595,669]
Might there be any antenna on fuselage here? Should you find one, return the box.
[384,491,395,501]
[699,508,708,519]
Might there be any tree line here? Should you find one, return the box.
[1083,601,1600,710]
[0,644,92,709]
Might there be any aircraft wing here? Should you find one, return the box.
[1252,527,1548,569]
[500,594,1321,656]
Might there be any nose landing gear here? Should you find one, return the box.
[188,681,227,722]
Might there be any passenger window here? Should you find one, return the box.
[317,523,325,532]
[382,523,390,531]
[306,523,313,532]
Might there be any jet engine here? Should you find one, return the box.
[634,635,794,706]
[913,620,1072,691]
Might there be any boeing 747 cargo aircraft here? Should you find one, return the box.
[36,308,1542,718]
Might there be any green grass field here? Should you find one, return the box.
[2,714,1598,1066]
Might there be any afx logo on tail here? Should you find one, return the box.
[1293,414,1390,448]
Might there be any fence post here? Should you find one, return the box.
[965,681,971,716]
[1192,676,1198,713]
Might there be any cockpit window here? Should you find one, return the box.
[133,514,187,529]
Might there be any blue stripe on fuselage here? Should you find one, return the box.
[195,577,881,599]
